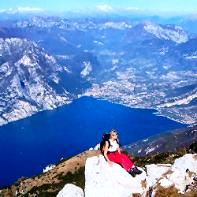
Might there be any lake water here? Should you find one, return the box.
[0,96,185,187]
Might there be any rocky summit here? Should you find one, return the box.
[0,146,196,197]
[58,154,197,197]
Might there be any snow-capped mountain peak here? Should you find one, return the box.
[144,22,188,43]
[81,61,92,78]
[0,37,72,126]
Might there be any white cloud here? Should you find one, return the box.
[96,4,113,12]
[126,7,141,11]
[0,7,44,14]
[16,7,44,13]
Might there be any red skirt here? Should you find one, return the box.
[107,151,134,171]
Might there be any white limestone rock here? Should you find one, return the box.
[158,154,197,194]
[43,164,56,173]
[146,164,171,187]
[84,154,197,197]
[56,184,84,197]
[85,155,147,197]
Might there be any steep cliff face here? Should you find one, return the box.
[0,38,73,125]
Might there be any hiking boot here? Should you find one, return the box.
[128,168,136,177]
[133,166,142,175]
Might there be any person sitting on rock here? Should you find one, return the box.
[101,129,142,177]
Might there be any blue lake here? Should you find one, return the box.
[0,96,185,187]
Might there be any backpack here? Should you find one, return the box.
[100,133,111,154]
[100,133,120,154]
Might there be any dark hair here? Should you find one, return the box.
[110,129,117,135]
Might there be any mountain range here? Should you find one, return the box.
[0,15,196,125]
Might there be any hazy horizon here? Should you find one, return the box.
[0,0,197,17]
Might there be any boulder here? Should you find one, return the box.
[158,154,197,194]
[57,184,84,197]
[146,164,171,186]
[85,155,147,197]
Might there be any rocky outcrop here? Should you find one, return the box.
[1,151,196,197]
[156,154,197,193]
[61,153,196,197]
[85,155,146,197]
[56,184,84,197]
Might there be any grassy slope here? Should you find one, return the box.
[0,144,196,196]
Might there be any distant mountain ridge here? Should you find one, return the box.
[0,16,196,125]
[124,125,197,157]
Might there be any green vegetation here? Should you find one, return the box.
[23,184,57,197]
[55,167,85,189]
[133,148,187,167]
[123,142,197,167]
[24,167,85,197]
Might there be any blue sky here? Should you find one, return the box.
[0,0,196,15]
